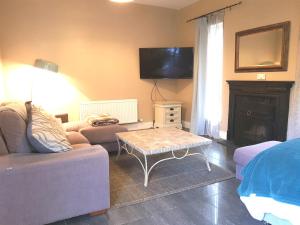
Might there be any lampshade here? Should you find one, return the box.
[34,59,59,73]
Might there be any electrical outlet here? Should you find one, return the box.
[257,73,266,80]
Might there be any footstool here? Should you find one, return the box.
[233,141,281,180]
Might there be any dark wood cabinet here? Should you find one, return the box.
[227,81,294,146]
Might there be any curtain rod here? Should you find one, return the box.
[186,1,242,23]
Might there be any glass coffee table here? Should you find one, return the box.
[116,128,212,187]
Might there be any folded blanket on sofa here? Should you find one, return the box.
[90,118,119,127]
[86,114,119,127]
[238,138,300,206]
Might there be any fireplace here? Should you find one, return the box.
[227,81,294,146]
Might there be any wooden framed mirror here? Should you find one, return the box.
[235,21,291,73]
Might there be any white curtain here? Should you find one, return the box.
[190,17,208,136]
[287,32,300,139]
[190,12,224,138]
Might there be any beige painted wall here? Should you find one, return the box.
[176,0,300,135]
[0,51,3,78]
[1,0,299,131]
[0,0,178,121]
[0,49,4,101]
[0,50,4,100]
[0,7,3,91]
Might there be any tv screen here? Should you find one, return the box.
[139,47,194,79]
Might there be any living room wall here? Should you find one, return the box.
[2,0,299,132]
[0,51,4,100]
[176,0,300,137]
[0,0,178,121]
[0,51,2,77]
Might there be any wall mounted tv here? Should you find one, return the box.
[139,47,194,79]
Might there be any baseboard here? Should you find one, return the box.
[122,121,190,131]
[182,121,227,140]
[121,122,153,131]
[182,121,191,129]
[219,130,227,140]
[121,122,226,138]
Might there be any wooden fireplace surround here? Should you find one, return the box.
[227,81,294,146]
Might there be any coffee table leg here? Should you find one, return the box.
[116,142,149,187]
[206,158,211,172]
[202,146,211,172]
[144,155,149,187]
[115,140,211,186]
[116,137,122,160]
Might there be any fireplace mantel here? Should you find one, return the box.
[227,81,294,146]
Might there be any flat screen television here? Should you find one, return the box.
[139,47,194,79]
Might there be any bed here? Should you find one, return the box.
[238,138,300,225]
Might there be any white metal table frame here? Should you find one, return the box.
[116,137,211,187]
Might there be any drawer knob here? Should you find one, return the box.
[170,114,174,116]
[170,108,174,111]
[170,119,174,122]
[246,110,252,116]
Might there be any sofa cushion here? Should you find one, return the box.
[62,121,89,132]
[27,103,72,153]
[233,141,281,166]
[66,131,90,145]
[0,130,8,155]
[0,102,32,153]
[0,101,28,121]
[71,143,92,150]
[80,124,128,144]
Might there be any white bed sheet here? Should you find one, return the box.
[241,195,300,225]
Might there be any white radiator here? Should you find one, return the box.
[80,99,138,124]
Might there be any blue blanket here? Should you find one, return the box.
[238,138,300,206]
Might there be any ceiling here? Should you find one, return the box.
[133,0,199,10]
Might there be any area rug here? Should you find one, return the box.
[110,150,234,208]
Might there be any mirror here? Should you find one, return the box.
[235,21,290,72]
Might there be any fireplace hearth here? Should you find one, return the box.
[227,81,294,146]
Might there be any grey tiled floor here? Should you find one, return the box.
[51,141,264,225]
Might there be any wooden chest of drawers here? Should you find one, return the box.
[154,101,182,129]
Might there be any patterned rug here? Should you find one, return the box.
[110,149,234,208]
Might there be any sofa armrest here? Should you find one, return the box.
[0,146,110,225]
[0,145,107,169]
[66,131,90,145]
[80,125,128,144]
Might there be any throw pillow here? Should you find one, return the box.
[26,102,72,153]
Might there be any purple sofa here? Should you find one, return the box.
[233,141,281,180]
[63,121,128,153]
[0,102,110,225]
